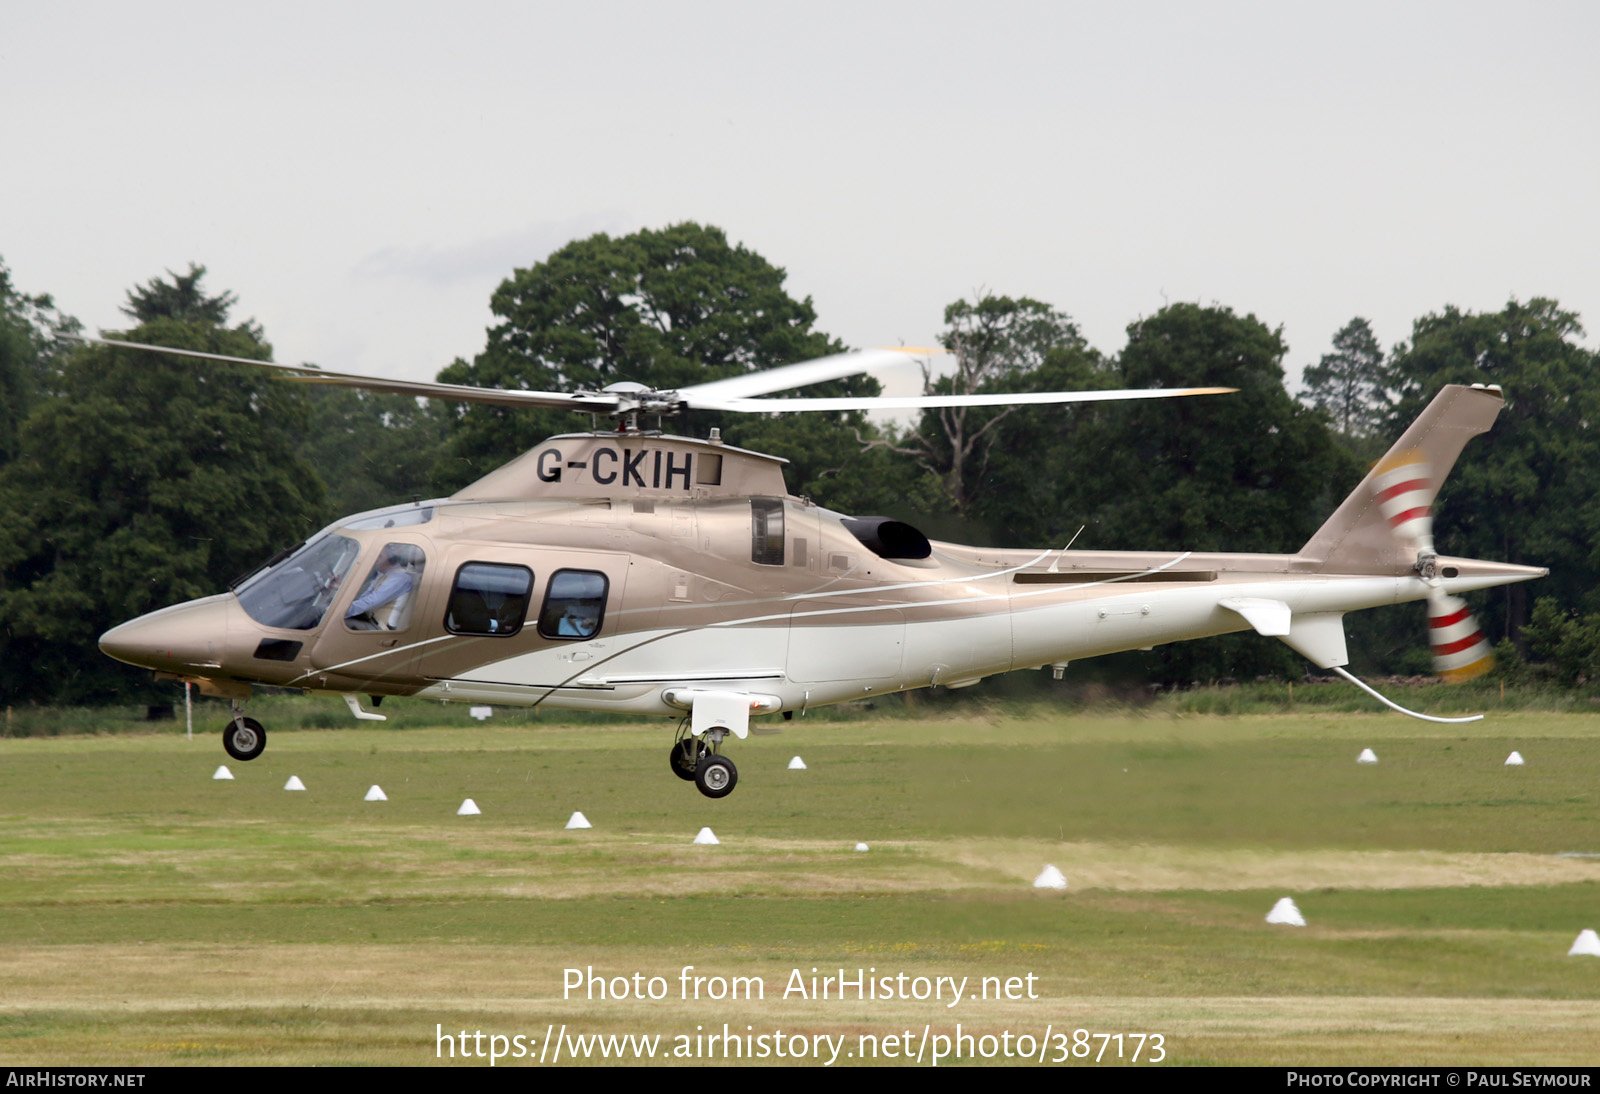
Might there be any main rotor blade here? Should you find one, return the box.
[678,347,934,402]
[76,336,1234,418]
[271,371,617,411]
[691,386,1237,413]
[74,337,615,412]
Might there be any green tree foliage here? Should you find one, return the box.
[0,273,325,703]
[1522,597,1600,686]
[1080,304,1360,553]
[122,262,249,331]
[431,223,888,505]
[1302,317,1390,446]
[0,258,79,462]
[897,294,1105,525]
[1065,304,1363,683]
[1385,298,1600,641]
[721,407,911,518]
[302,388,450,519]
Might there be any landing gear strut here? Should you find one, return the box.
[223,701,266,762]
[671,719,738,799]
[669,735,707,781]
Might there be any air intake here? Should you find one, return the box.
[840,517,932,560]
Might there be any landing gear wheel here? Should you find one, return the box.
[694,755,738,799]
[223,717,266,762]
[670,738,707,781]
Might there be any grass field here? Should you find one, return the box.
[2,706,1599,1067]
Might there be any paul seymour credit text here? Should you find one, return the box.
[434,965,1168,1065]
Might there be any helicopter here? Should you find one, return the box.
[94,338,1544,799]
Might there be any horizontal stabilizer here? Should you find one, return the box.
[1223,599,1348,668]
[1220,597,1291,636]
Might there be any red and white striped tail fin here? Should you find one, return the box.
[1301,385,1502,573]
[1429,592,1494,682]
[1372,448,1435,553]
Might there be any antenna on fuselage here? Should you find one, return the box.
[1328,666,1482,724]
[1046,526,1086,573]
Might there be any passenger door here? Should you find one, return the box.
[308,535,437,685]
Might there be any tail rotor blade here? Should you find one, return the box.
[1429,590,1494,683]
[1380,452,1493,683]
[1372,448,1436,554]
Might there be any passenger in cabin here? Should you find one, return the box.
[557,605,601,637]
[540,569,608,639]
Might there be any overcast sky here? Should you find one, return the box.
[4,1,1596,400]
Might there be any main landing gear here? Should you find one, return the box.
[669,720,738,799]
[222,700,266,762]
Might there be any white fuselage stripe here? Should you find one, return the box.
[287,633,459,683]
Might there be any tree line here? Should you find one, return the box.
[2,223,1597,706]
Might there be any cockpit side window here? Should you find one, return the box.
[751,498,785,566]
[537,569,608,640]
[236,534,361,631]
[445,562,533,636]
[344,543,427,631]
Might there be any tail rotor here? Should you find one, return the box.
[1428,590,1494,682]
[1372,448,1493,682]
[1372,448,1438,577]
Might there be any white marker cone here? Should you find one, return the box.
[1505,751,1525,766]
[364,785,387,802]
[788,756,807,770]
[284,775,307,791]
[854,842,870,852]
[565,811,592,829]
[1266,897,1307,926]
[693,827,719,845]
[457,798,481,816]
[212,765,234,781]
[1569,929,1600,957]
[1357,748,1379,764]
[1032,864,1068,890]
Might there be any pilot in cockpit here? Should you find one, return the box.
[345,547,417,630]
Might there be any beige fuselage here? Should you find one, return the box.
[100,415,1543,719]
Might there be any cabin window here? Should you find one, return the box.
[236,533,361,631]
[751,498,785,566]
[445,562,533,636]
[345,543,426,631]
[537,569,609,640]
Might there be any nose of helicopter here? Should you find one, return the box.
[99,594,237,672]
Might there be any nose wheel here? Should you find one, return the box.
[223,715,266,761]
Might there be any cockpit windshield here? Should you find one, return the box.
[235,533,361,631]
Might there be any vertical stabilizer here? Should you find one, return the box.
[1300,385,1504,573]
